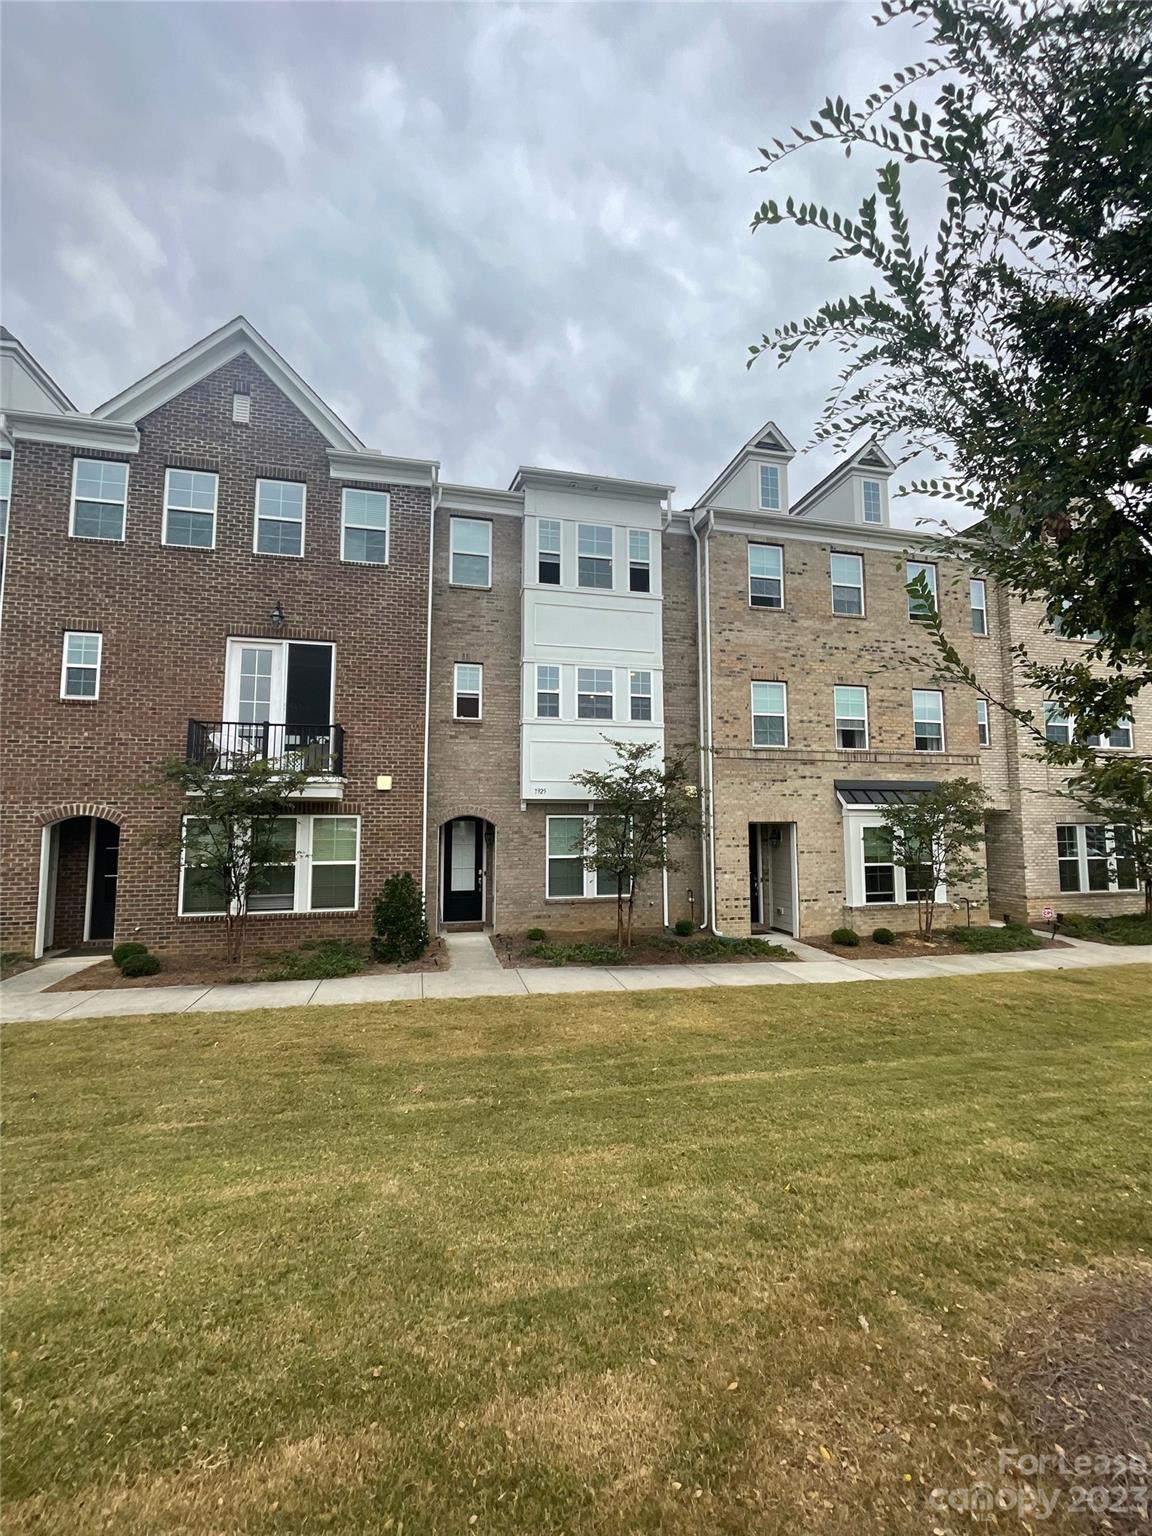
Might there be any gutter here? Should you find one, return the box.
[420,467,439,906]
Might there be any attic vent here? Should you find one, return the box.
[756,434,784,452]
[232,391,251,424]
[859,452,885,468]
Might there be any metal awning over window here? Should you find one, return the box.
[835,781,937,807]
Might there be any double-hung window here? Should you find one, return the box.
[577,524,613,588]
[1044,702,1073,745]
[546,815,619,898]
[536,665,560,717]
[70,459,128,541]
[450,517,492,586]
[759,464,781,510]
[977,699,991,747]
[247,818,298,912]
[341,488,389,564]
[912,689,944,751]
[538,519,561,584]
[748,543,783,609]
[630,670,653,721]
[628,530,651,592]
[61,631,102,699]
[0,457,10,537]
[163,469,217,548]
[453,663,482,719]
[1086,720,1133,750]
[752,681,787,747]
[180,814,361,916]
[907,560,937,621]
[834,685,868,749]
[310,817,359,909]
[831,552,864,616]
[577,667,613,720]
[970,578,988,636]
[862,479,883,523]
[1056,824,1138,893]
[862,825,897,902]
[255,479,305,557]
[854,822,937,905]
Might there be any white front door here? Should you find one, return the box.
[224,642,287,724]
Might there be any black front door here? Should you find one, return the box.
[89,818,119,940]
[443,818,483,922]
[748,826,762,927]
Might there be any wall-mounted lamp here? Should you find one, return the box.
[270,601,285,631]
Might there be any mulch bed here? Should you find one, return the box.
[803,930,1069,960]
[47,938,447,991]
[998,1266,1152,1534]
[490,930,796,968]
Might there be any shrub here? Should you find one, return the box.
[529,941,625,967]
[946,923,1043,952]
[261,941,365,981]
[673,918,695,937]
[525,927,547,942]
[830,927,860,947]
[372,872,429,964]
[691,935,794,959]
[112,941,149,968]
[1056,911,1152,945]
[871,927,895,945]
[119,952,161,978]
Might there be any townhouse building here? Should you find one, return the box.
[0,317,1144,958]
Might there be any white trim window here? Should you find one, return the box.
[450,517,492,586]
[179,813,361,915]
[1086,720,1134,750]
[748,543,783,609]
[977,698,991,747]
[341,488,390,564]
[752,681,788,747]
[163,468,217,548]
[546,815,619,899]
[970,578,988,636]
[577,667,613,720]
[628,530,651,593]
[0,457,10,537]
[577,524,613,589]
[255,478,306,557]
[538,519,561,585]
[454,662,482,720]
[862,823,897,902]
[536,664,560,718]
[1044,701,1072,745]
[1056,823,1138,893]
[861,479,883,523]
[912,688,945,751]
[1044,702,1132,750]
[907,560,937,621]
[834,685,868,749]
[70,458,128,541]
[831,552,864,616]
[630,670,653,721]
[759,464,781,510]
[845,818,945,907]
[60,630,102,699]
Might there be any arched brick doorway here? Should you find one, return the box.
[34,806,123,956]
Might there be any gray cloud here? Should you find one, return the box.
[2,1,956,521]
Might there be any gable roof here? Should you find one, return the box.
[92,315,364,451]
[0,328,76,413]
[790,438,896,518]
[692,418,796,509]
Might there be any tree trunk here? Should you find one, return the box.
[625,883,635,948]
[615,889,625,948]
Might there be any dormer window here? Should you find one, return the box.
[759,464,781,511]
[862,479,883,523]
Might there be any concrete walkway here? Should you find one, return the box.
[3,930,1149,1024]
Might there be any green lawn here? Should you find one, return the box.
[3,969,1150,1534]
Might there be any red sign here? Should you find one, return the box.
[1042,906,1055,922]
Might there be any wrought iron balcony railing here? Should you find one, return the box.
[186,720,345,778]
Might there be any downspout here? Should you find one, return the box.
[420,467,439,906]
[691,508,722,933]
[661,493,671,930]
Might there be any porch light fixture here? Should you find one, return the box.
[270,601,285,631]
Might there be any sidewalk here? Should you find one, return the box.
[3,929,1149,1024]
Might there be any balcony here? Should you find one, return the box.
[186,721,345,799]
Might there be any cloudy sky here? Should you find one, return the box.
[2,1,945,513]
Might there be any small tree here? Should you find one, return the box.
[879,777,987,938]
[372,872,430,963]
[570,741,700,948]
[1063,756,1152,915]
[157,756,310,962]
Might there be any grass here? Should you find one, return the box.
[1057,909,1152,945]
[3,967,1151,1534]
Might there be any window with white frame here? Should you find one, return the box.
[577,524,613,588]
[748,543,783,609]
[912,688,944,751]
[545,815,619,898]
[1056,823,1138,893]
[536,664,560,717]
[450,517,492,586]
[862,479,883,523]
[60,631,102,699]
[1086,720,1134,749]
[577,667,613,719]
[341,488,389,564]
[70,458,128,541]
[454,663,482,719]
[1052,603,1102,642]
[834,685,868,749]
[180,814,361,915]
[907,560,937,621]
[630,670,653,721]
[1044,701,1072,745]
[628,530,651,592]
[862,824,897,902]
[538,519,561,584]
[831,552,864,616]
[752,681,788,747]
[977,698,991,747]
[970,578,988,635]
[163,468,217,548]
[1044,702,1131,749]
[759,464,781,510]
[849,820,941,906]
[255,479,305,557]
[0,457,10,537]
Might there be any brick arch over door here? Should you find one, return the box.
[437,809,499,829]
[34,804,125,829]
